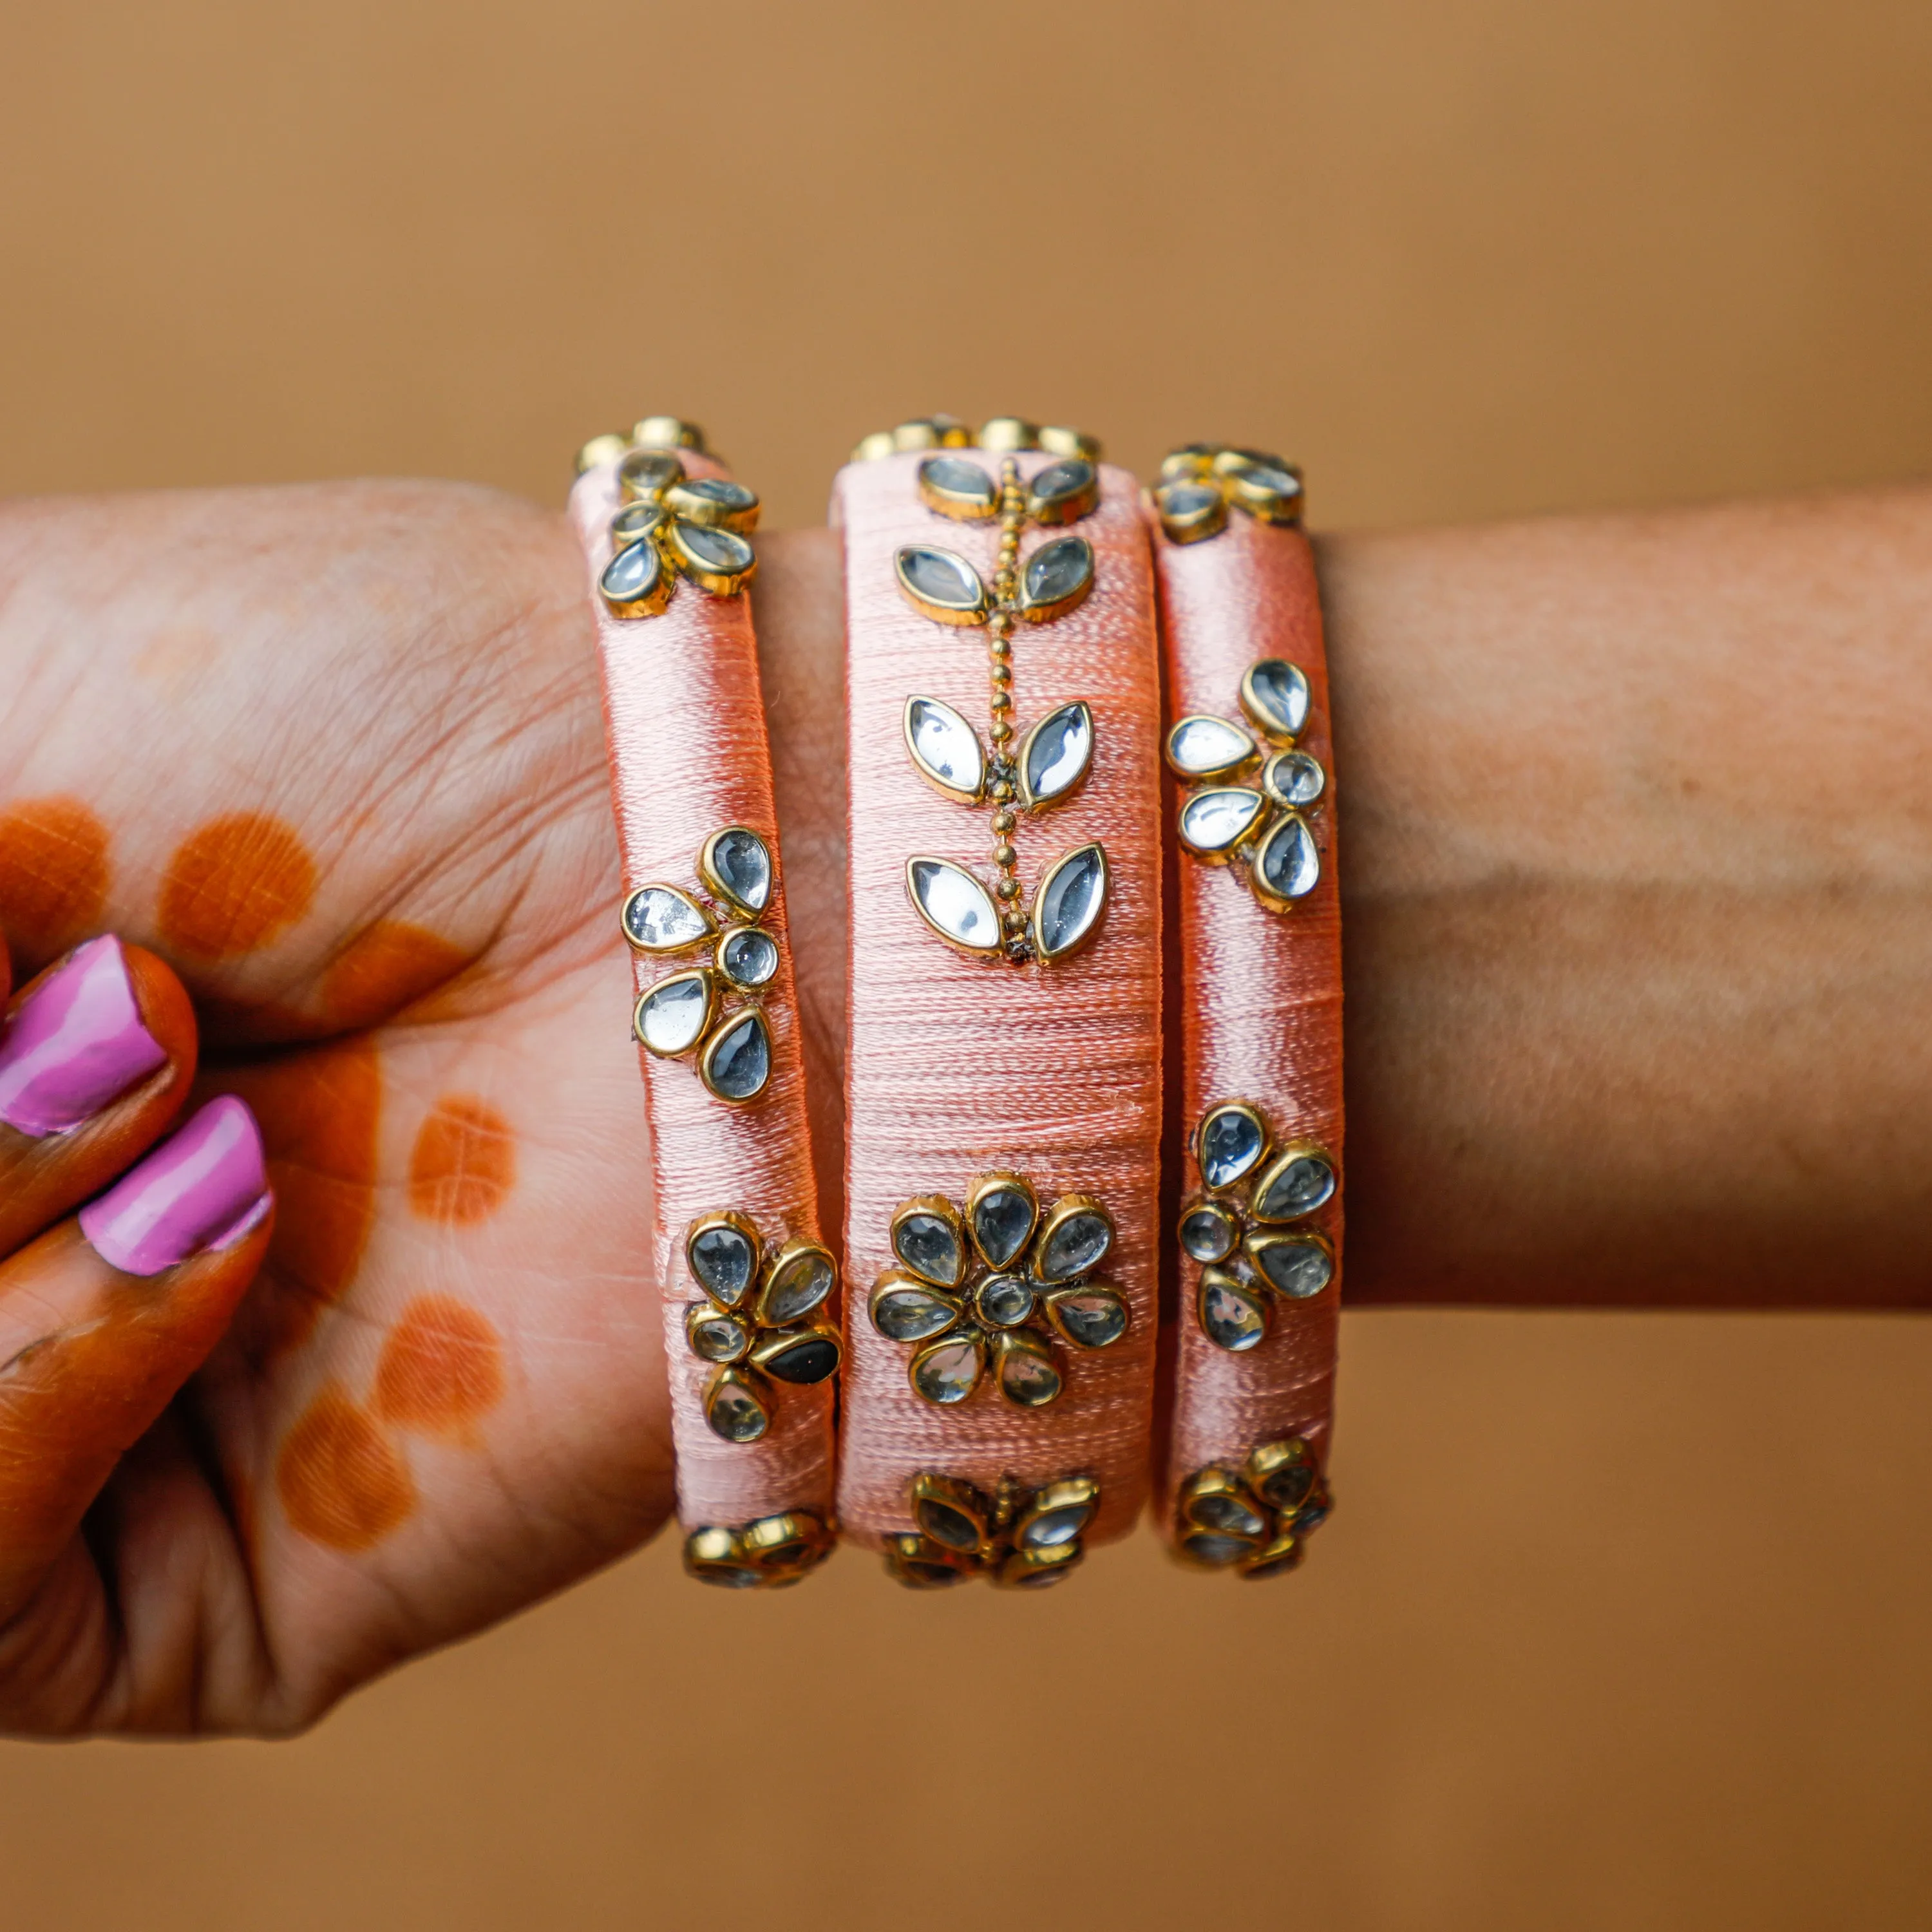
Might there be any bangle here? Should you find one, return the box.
[1149,445,1342,1578]
[833,416,1166,1587]
[570,415,840,1589]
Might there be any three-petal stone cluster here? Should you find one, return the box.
[623,826,782,1104]
[684,1510,837,1589]
[869,1174,1130,1408]
[1177,1101,1338,1352]
[1175,1437,1332,1579]
[682,1209,842,1444]
[598,444,759,618]
[884,1471,1101,1589]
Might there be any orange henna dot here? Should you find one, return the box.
[0,797,110,956]
[409,1096,515,1224]
[158,812,316,961]
[321,920,469,1030]
[276,1386,414,1551]
[213,1036,381,1364]
[372,1295,506,1435]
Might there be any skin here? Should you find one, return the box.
[0,476,1924,1736]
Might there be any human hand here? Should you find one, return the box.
[0,481,828,1732]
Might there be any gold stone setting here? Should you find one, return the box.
[1166,652,1327,915]
[869,1173,1128,1409]
[884,1472,1100,1589]
[684,1510,837,1589]
[623,826,783,1105]
[1179,1101,1338,1352]
[1175,1437,1331,1578]
[866,416,1112,967]
[589,420,757,617]
[684,1209,841,1444]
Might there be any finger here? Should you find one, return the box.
[0,937,196,1253]
[0,1096,271,1619]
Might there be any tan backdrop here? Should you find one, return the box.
[3,2,1930,1926]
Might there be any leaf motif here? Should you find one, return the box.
[916,456,999,521]
[1030,842,1109,961]
[904,696,987,803]
[905,857,1003,955]
[1019,535,1094,621]
[1018,701,1094,810]
[895,545,989,625]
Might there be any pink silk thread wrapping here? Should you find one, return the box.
[833,451,1165,1549]
[1151,513,1343,1519]
[570,458,835,1530]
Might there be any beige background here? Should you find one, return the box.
[3,1,1931,1926]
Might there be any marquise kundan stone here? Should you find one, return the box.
[907,857,1002,954]
[896,544,988,621]
[1019,535,1094,618]
[1018,701,1094,810]
[1031,842,1108,961]
[917,455,999,519]
[1188,1491,1267,1539]
[1241,659,1312,741]
[1026,457,1099,524]
[915,1497,984,1552]
[905,696,987,802]
[1179,787,1266,855]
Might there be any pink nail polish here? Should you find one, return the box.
[79,1096,272,1278]
[0,935,171,1139]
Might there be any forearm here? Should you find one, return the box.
[1318,485,1932,1306]
[752,487,1932,1309]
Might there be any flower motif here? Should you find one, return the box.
[869,1174,1130,1408]
[884,1471,1099,1590]
[685,1510,836,1589]
[595,435,759,618]
[1148,441,1305,544]
[1164,649,1329,916]
[1177,1101,1338,1352]
[682,1209,842,1444]
[622,826,782,1105]
[1175,1437,1332,1578]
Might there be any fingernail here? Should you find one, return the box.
[79,1096,271,1277]
[0,935,171,1139]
